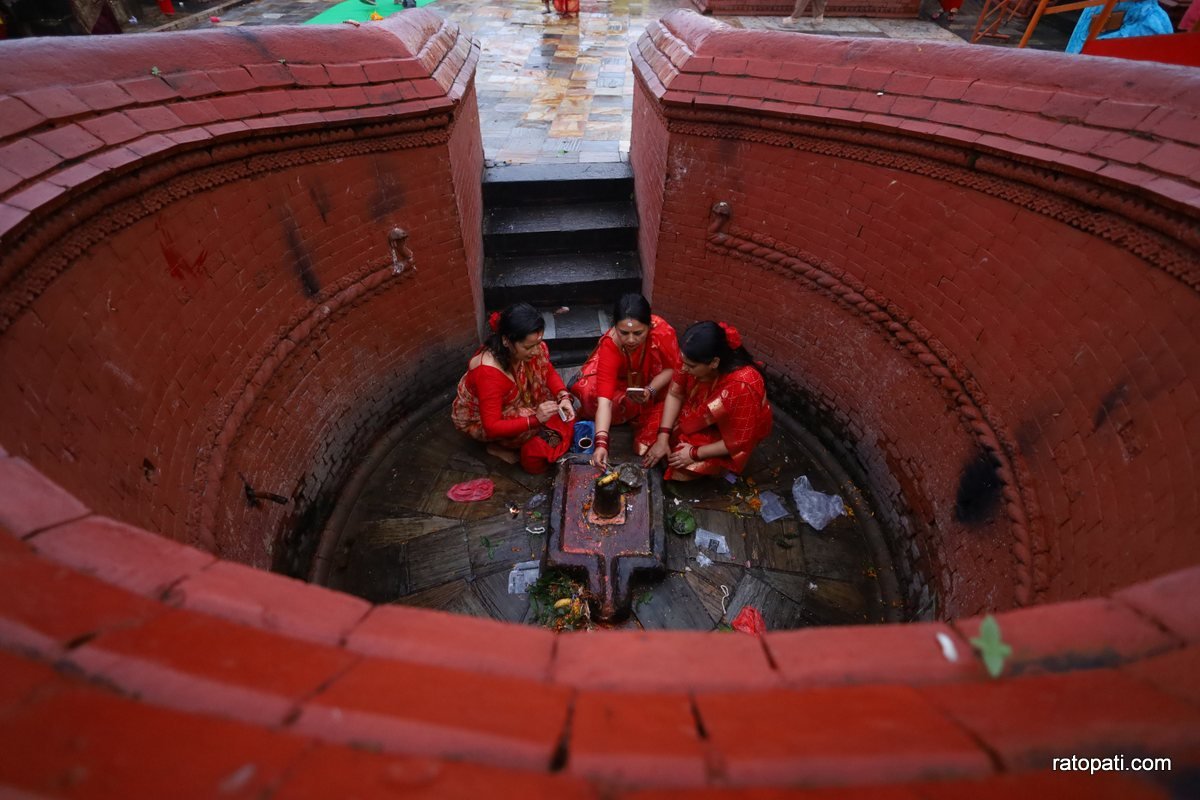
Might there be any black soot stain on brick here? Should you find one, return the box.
[1093,381,1128,431]
[308,180,331,223]
[370,159,406,221]
[955,451,1002,526]
[283,218,320,298]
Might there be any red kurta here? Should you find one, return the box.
[636,365,773,480]
[451,343,572,473]
[573,315,681,442]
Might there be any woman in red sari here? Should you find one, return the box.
[452,303,576,474]
[572,293,681,470]
[641,321,773,481]
[543,0,579,17]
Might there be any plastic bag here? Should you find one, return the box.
[731,606,766,635]
[695,528,731,555]
[508,560,540,594]
[757,490,790,523]
[792,475,845,531]
[446,478,494,502]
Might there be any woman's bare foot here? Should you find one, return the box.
[781,15,798,24]
[486,443,519,464]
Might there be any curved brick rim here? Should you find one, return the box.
[632,12,1200,272]
[1,457,1199,793]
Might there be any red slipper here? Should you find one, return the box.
[446,478,494,502]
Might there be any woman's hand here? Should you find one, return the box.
[534,400,558,424]
[667,443,698,470]
[642,438,671,469]
[590,446,609,470]
[557,396,576,422]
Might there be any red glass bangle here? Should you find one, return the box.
[657,426,672,435]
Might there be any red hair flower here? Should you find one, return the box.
[488,311,501,332]
[718,321,742,350]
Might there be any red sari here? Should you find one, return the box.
[451,342,573,474]
[573,315,681,443]
[636,365,773,481]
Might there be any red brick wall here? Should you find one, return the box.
[449,82,485,336]
[630,80,670,299]
[632,11,1200,616]
[0,12,483,571]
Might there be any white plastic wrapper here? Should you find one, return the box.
[507,560,540,594]
[792,475,846,531]
[694,528,731,556]
[758,490,790,523]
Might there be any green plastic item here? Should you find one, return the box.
[669,507,697,536]
[970,614,1013,678]
[303,0,437,25]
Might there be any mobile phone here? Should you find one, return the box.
[558,406,570,421]
[627,386,648,398]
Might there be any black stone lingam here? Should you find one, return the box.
[592,471,623,518]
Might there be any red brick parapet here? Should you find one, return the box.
[633,11,1200,229]
[630,10,1200,614]
[1,458,1198,793]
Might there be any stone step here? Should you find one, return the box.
[483,251,641,309]
[483,201,638,256]
[541,304,611,364]
[482,162,634,207]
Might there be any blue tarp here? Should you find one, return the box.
[1066,0,1173,53]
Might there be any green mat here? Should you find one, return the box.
[304,0,437,25]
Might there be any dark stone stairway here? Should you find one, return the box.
[482,162,642,362]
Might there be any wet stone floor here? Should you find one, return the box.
[152,0,965,167]
[329,370,903,631]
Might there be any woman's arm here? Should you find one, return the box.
[539,343,575,422]
[591,396,614,468]
[645,368,674,401]
[667,438,730,469]
[642,382,684,468]
[642,321,681,405]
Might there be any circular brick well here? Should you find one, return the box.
[0,9,1198,796]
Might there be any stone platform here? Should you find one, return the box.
[547,457,666,620]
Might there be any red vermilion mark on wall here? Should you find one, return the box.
[157,218,208,281]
